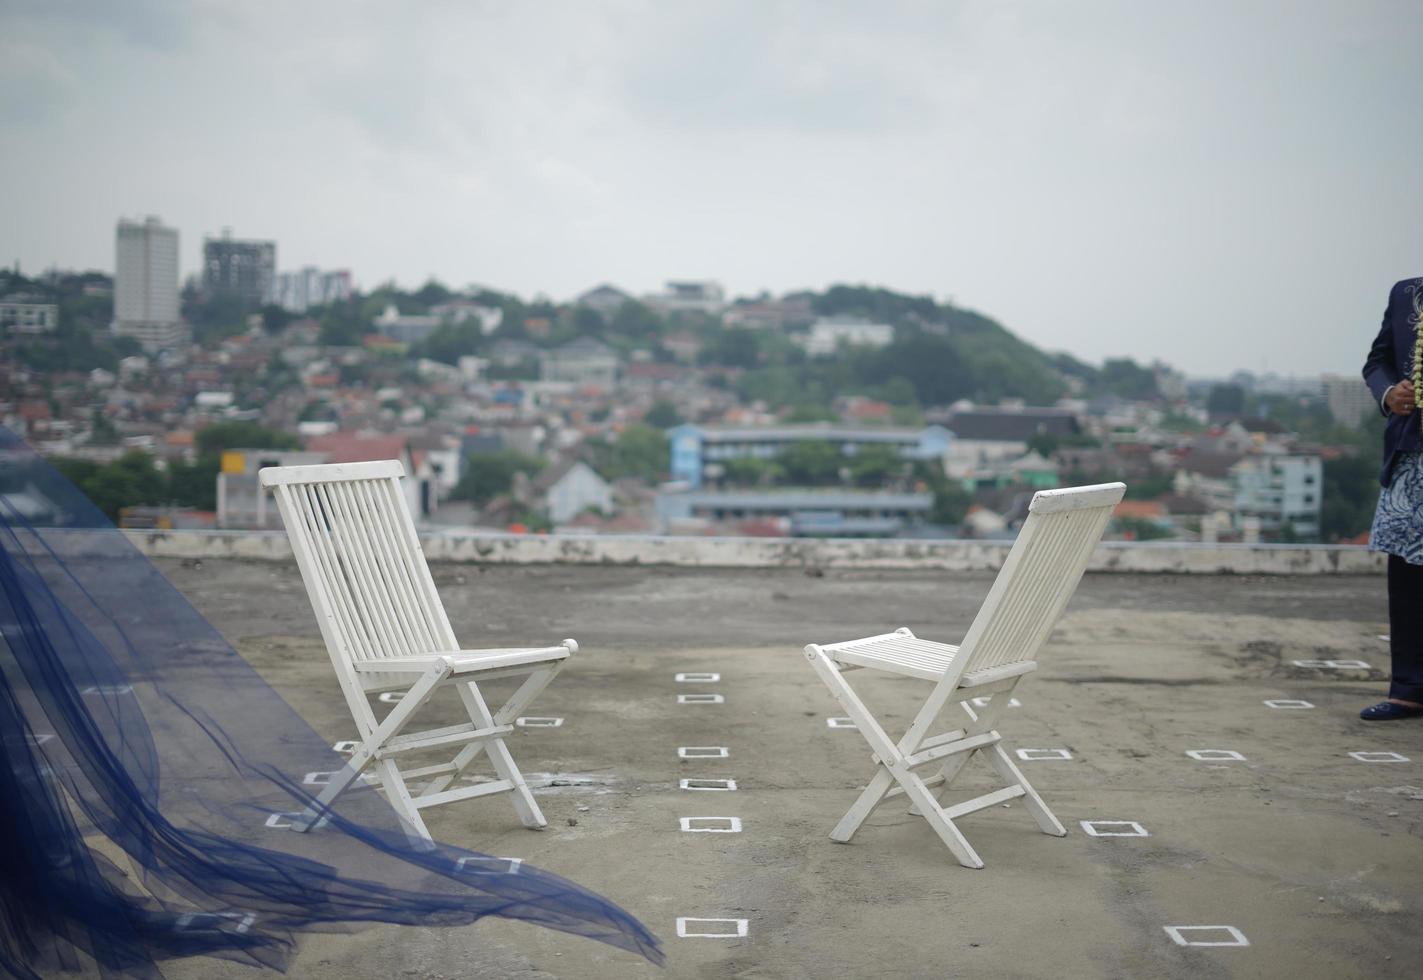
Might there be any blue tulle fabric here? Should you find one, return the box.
[0,429,661,978]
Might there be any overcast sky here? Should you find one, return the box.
[1,0,1419,377]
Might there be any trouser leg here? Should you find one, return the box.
[1387,554,1423,702]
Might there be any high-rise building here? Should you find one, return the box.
[272,267,353,312]
[202,230,276,311]
[113,216,188,352]
[1322,373,1376,427]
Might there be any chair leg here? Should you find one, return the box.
[296,664,446,832]
[376,756,432,842]
[420,665,562,801]
[830,768,895,842]
[455,679,547,829]
[894,768,985,869]
[984,743,1065,837]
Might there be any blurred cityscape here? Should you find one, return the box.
[0,215,1385,544]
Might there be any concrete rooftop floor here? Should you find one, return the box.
[159,559,1423,980]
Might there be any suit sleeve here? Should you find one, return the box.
[1363,283,1401,411]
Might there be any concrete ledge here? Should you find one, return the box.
[122,529,1386,575]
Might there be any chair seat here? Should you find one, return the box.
[351,646,572,678]
[828,633,1037,686]
[828,633,962,681]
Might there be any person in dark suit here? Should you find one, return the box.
[1361,276,1423,720]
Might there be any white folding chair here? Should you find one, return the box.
[261,460,575,841]
[804,482,1125,868]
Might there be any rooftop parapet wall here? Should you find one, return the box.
[121,529,1386,575]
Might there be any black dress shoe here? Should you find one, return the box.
[1360,701,1423,720]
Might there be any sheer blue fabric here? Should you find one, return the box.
[0,429,662,978]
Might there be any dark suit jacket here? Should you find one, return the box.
[1363,277,1423,486]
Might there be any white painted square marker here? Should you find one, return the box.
[1186,749,1245,762]
[680,816,742,833]
[1349,750,1409,763]
[680,778,737,791]
[675,672,720,683]
[264,812,302,829]
[454,856,522,875]
[1263,699,1314,709]
[678,746,729,759]
[332,740,359,753]
[515,717,564,727]
[677,693,724,705]
[1017,748,1072,761]
[1292,659,1370,669]
[826,717,856,728]
[1081,820,1149,837]
[303,770,376,786]
[677,917,748,938]
[81,684,133,695]
[378,692,403,703]
[176,912,256,935]
[969,696,1022,708]
[1164,925,1249,947]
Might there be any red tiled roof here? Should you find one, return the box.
[305,433,408,464]
[1113,500,1165,520]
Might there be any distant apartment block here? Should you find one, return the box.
[0,295,58,334]
[272,267,353,312]
[113,216,188,352]
[800,315,894,357]
[646,280,725,316]
[1231,453,1322,538]
[655,488,933,536]
[670,423,951,489]
[1321,373,1376,427]
[202,231,276,311]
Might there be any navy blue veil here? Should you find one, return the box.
[0,430,661,977]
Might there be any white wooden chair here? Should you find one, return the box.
[260,459,575,841]
[804,482,1125,868]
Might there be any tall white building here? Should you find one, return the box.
[1322,373,1376,427]
[272,267,352,313]
[1232,452,1323,539]
[113,216,188,351]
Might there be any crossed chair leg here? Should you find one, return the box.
[808,648,1064,869]
[295,662,565,842]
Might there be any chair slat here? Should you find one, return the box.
[353,480,435,654]
[297,482,376,663]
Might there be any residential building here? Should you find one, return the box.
[800,315,894,357]
[429,299,503,334]
[938,407,1081,477]
[114,216,187,352]
[1322,373,1377,427]
[646,280,725,316]
[373,304,441,344]
[1231,452,1323,538]
[655,488,933,536]
[535,458,614,523]
[0,295,58,334]
[576,284,633,318]
[669,423,951,489]
[272,268,353,312]
[215,448,325,528]
[540,337,619,386]
[202,231,276,311]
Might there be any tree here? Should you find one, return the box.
[594,425,669,484]
[1206,383,1246,417]
[645,400,681,428]
[849,444,903,487]
[779,440,842,485]
[1320,453,1378,542]
[452,450,545,505]
[195,422,300,460]
[260,304,291,333]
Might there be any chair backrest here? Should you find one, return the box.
[955,482,1125,678]
[260,461,458,690]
